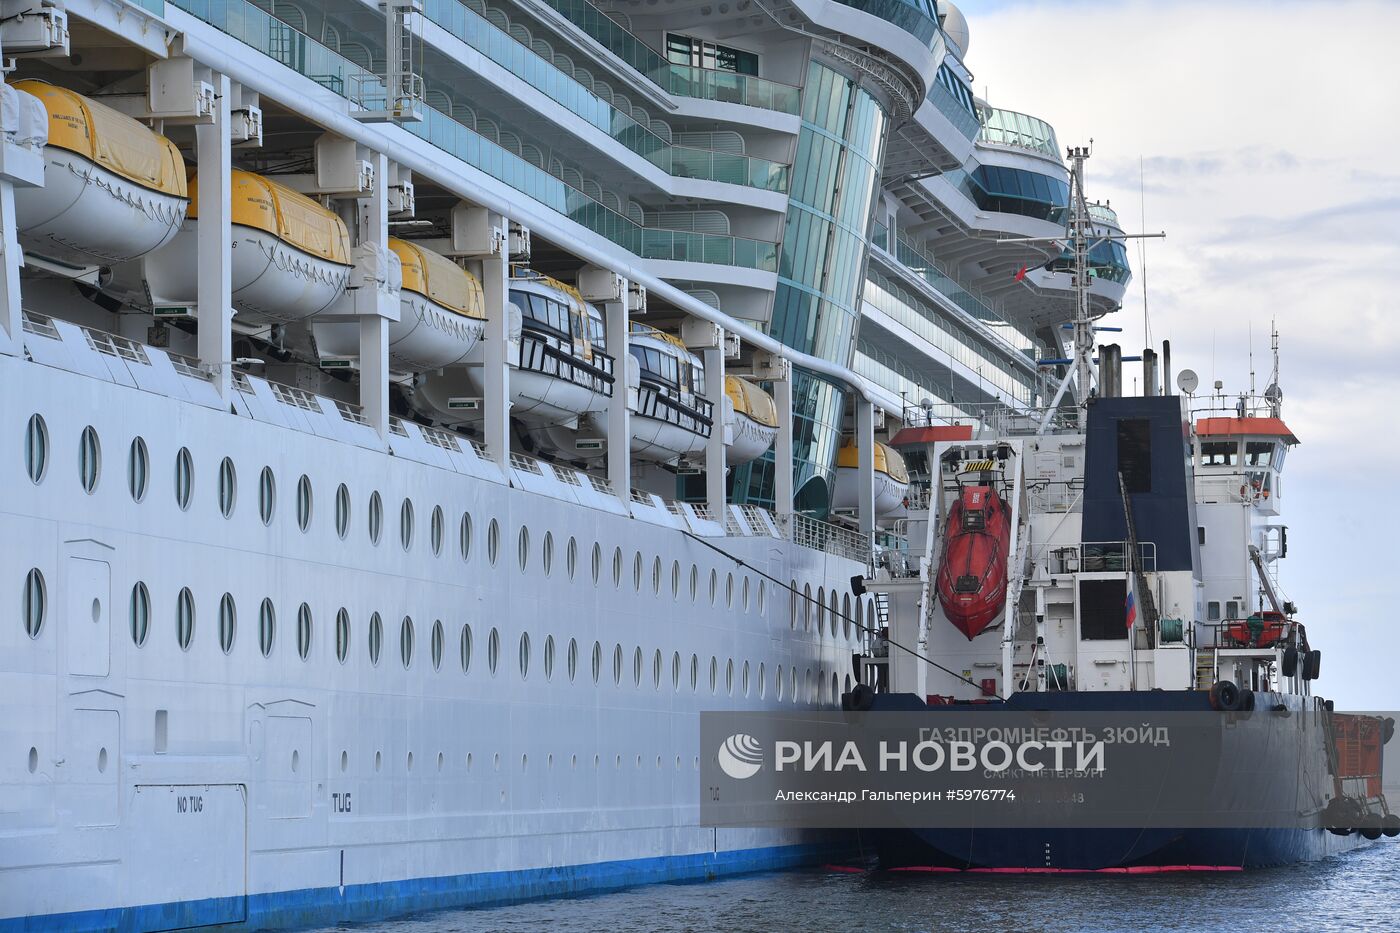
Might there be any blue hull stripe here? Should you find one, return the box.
[5,843,840,933]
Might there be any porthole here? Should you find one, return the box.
[759,662,766,699]
[817,586,825,635]
[632,551,642,591]
[652,649,662,689]
[803,583,812,630]
[842,593,852,639]
[544,635,555,681]
[487,519,499,565]
[776,664,784,701]
[400,499,414,551]
[297,603,313,661]
[726,658,734,696]
[742,578,750,612]
[591,543,601,584]
[259,599,276,658]
[175,587,195,651]
[542,532,554,576]
[832,672,840,707]
[829,590,839,638]
[335,484,350,539]
[24,414,47,484]
[431,620,444,671]
[259,467,276,525]
[671,560,680,598]
[567,638,578,682]
[487,627,500,675]
[519,632,531,680]
[791,666,798,703]
[743,660,751,697]
[218,593,236,654]
[368,612,382,665]
[652,557,662,595]
[174,448,193,511]
[726,572,734,609]
[790,580,799,629]
[128,437,149,502]
[566,537,577,579]
[399,616,414,668]
[459,512,472,560]
[709,569,718,606]
[690,654,699,692]
[517,526,530,572]
[591,641,602,683]
[22,568,45,639]
[368,492,382,545]
[612,547,622,588]
[129,582,150,647]
[335,609,350,664]
[296,475,313,532]
[218,457,237,518]
[690,565,699,601]
[460,623,473,673]
[632,646,642,686]
[78,425,100,493]
[758,580,766,615]
[430,506,444,556]
[709,656,718,694]
[612,643,623,685]
[672,651,681,691]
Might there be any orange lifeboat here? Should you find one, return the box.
[936,484,1011,640]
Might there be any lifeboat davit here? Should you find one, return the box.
[145,169,352,323]
[723,375,778,465]
[624,324,711,463]
[831,439,910,515]
[313,238,486,371]
[936,484,1011,640]
[13,80,188,266]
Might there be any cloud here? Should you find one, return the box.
[958,0,1400,707]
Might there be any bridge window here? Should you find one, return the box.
[1245,442,1275,467]
[1200,441,1238,466]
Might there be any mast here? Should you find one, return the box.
[1067,144,1095,416]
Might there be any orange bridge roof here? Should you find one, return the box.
[1196,417,1299,445]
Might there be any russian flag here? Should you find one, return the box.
[1125,589,1137,629]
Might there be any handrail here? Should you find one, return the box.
[518,330,615,395]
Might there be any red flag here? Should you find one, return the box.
[1013,265,1028,282]
[1125,589,1137,629]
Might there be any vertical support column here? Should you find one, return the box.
[358,150,391,439]
[702,342,727,521]
[195,72,232,399]
[0,180,21,357]
[478,231,510,472]
[773,369,794,525]
[856,396,876,537]
[604,279,630,495]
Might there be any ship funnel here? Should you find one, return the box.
[1098,344,1122,398]
[1162,340,1173,396]
[1143,348,1158,397]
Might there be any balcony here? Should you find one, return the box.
[421,0,790,192]
[834,0,940,45]
[977,107,1061,161]
[926,79,982,141]
[539,0,801,114]
[169,0,779,272]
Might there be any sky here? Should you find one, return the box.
[955,0,1400,708]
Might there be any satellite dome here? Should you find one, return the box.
[940,2,970,57]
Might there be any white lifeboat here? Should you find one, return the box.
[13,80,188,267]
[723,375,779,465]
[144,169,352,324]
[622,324,711,463]
[314,238,486,371]
[408,274,614,431]
[831,439,910,516]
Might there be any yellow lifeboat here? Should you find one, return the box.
[832,438,910,515]
[12,80,188,266]
[313,238,486,371]
[144,169,352,324]
[723,375,779,464]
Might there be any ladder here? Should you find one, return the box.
[873,592,890,629]
[1194,649,1217,689]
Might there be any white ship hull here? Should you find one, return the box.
[0,332,861,929]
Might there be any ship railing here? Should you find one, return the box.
[788,513,871,565]
[1079,541,1156,573]
[518,331,615,395]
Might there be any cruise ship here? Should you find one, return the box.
[0,0,1135,927]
